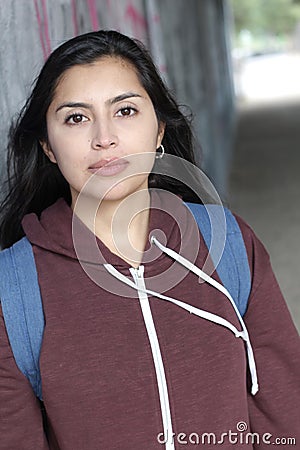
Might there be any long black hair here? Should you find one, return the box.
[0,30,198,249]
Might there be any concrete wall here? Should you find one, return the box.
[157,0,235,197]
[0,0,235,198]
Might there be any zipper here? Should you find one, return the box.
[130,266,175,450]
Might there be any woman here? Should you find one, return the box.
[0,30,299,450]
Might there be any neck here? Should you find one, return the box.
[72,190,151,268]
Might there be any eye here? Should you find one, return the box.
[115,106,137,117]
[65,113,88,125]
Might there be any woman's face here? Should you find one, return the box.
[42,57,165,207]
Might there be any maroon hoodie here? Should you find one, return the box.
[0,192,299,449]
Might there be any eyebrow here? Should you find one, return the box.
[109,92,142,105]
[55,92,143,113]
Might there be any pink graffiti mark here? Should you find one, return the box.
[159,64,167,74]
[125,3,147,38]
[41,0,51,55]
[34,0,51,60]
[87,0,100,31]
[71,0,79,36]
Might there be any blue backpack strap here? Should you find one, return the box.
[185,203,251,316]
[0,237,44,400]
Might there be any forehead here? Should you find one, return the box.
[53,57,145,101]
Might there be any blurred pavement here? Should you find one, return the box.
[229,99,300,332]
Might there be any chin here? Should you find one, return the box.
[73,175,149,207]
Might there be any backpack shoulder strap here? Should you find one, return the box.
[184,203,251,316]
[0,237,44,400]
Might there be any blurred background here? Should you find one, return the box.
[0,0,299,330]
[229,0,300,331]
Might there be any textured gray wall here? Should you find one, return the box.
[0,0,235,198]
[157,0,235,197]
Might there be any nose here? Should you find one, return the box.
[91,120,118,150]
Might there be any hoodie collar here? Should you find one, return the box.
[21,190,199,274]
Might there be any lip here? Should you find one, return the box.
[88,157,129,177]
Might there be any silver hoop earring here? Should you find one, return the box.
[155,144,165,159]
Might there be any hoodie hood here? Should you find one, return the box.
[22,198,76,260]
[21,190,201,274]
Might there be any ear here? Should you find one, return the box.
[156,122,166,148]
[40,140,57,164]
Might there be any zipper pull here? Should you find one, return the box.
[133,265,144,278]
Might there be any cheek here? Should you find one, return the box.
[55,154,85,177]
[129,117,160,151]
[48,131,86,170]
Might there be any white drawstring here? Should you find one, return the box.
[103,236,259,395]
[151,236,258,395]
[151,237,245,321]
[105,264,246,339]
